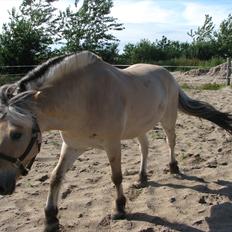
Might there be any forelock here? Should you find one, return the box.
[0,88,35,128]
[0,84,17,105]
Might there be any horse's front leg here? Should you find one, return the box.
[44,142,84,232]
[105,140,126,220]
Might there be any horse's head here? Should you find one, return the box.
[0,84,41,195]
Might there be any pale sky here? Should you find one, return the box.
[0,0,232,51]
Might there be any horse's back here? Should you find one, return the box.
[116,63,179,138]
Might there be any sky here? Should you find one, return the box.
[0,0,232,51]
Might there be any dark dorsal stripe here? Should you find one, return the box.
[18,54,70,92]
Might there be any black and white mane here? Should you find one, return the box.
[0,51,100,124]
[0,51,100,101]
[17,51,100,93]
[18,55,68,92]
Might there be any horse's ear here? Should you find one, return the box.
[0,84,18,104]
[6,84,17,98]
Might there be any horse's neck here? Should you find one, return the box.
[34,77,81,132]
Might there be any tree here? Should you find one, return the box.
[187,14,215,42]
[119,43,135,64]
[46,0,80,7]
[0,0,60,67]
[216,14,232,57]
[156,36,183,60]
[123,39,165,64]
[20,0,61,43]
[60,0,124,59]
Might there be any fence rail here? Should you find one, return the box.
[0,64,210,77]
[0,64,211,69]
[0,62,231,85]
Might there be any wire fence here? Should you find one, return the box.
[1,61,231,87]
[0,63,215,85]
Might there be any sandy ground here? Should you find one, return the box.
[0,73,232,232]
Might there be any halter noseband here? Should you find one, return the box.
[0,118,41,176]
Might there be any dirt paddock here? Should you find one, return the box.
[0,73,232,232]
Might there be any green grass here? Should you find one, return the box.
[181,83,193,90]
[181,83,228,90]
[199,83,226,90]
[157,57,225,71]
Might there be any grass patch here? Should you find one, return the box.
[181,83,193,90]
[199,83,226,90]
[180,82,227,90]
[157,57,225,71]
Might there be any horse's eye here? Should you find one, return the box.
[10,131,22,141]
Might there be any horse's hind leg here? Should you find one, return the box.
[134,134,149,187]
[44,142,84,232]
[161,111,180,174]
[104,139,126,220]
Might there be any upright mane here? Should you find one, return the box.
[0,51,101,127]
[17,51,101,92]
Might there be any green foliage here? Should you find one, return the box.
[216,14,232,58]
[180,83,226,91]
[118,38,224,68]
[0,11,49,66]
[0,1,232,71]
[187,15,215,42]
[159,55,223,67]
[119,38,189,64]
[199,83,225,90]
[0,0,59,66]
[0,74,22,85]
[60,0,124,62]
[20,0,61,43]
[118,14,227,65]
[181,83,192,90]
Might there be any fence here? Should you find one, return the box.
[0,62,231,85]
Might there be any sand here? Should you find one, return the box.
[0,73,232,232]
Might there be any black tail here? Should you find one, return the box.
[178,89,232,134]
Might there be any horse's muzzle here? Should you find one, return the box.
[0,171,16,195]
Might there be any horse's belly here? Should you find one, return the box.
[121,105,165,139]
[61,131,106,150]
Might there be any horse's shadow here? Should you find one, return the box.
[125,173,232,232]
[147,174,232,201]
[206,202,232,232]
[126,213,204,232]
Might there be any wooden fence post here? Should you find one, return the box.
[227,57,231,86]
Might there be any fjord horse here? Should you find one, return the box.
[0,51,231,231]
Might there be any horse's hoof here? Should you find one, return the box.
[44,223,60,232]
[112,211,126,220]
[132,173,148,188]
[169,161,180,174]
[132,180,147,188]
